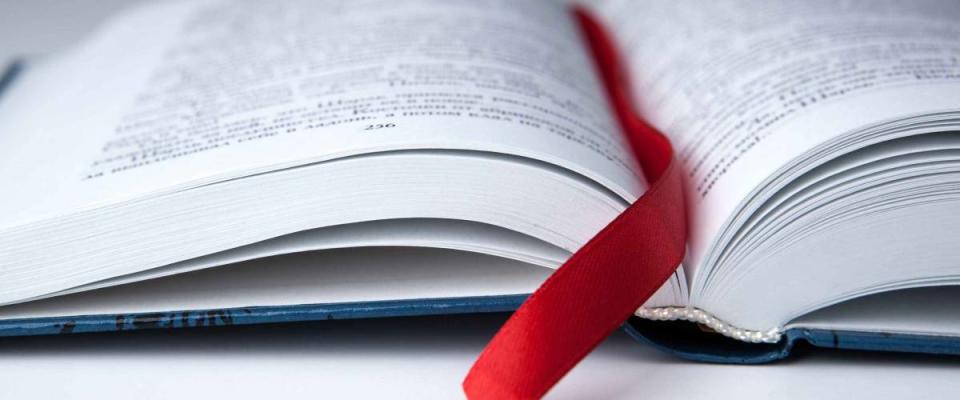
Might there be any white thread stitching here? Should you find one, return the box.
[635,307,782,343]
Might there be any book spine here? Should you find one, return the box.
[635,306,782,343]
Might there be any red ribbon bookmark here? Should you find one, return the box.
[463,7,687,399]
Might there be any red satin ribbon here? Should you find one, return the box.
[462,7,687,399]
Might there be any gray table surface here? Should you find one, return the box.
[0,1,957,398]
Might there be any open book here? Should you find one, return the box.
[2,0,960,360]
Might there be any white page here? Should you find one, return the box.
[786,286,960,337]
[0,0,644,230]
[0,247,552,320]
[588,0,960,283]
[52,218,569,300]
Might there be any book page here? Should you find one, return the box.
[0,0,643,229]
[588,0,960,277]
[0,247,552,320]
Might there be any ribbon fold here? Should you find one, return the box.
[463,7,688,399]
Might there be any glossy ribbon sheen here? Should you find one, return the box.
[462,7,687,399]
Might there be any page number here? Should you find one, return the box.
[364,123,396,131]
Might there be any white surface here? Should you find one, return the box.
[1,1,959,399]
[1,314,960,400]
